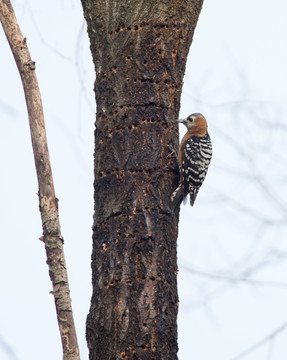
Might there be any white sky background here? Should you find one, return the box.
[1,0,287,359]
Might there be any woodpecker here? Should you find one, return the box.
[171,113,212,210]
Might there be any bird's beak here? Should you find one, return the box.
[177,118,187,125]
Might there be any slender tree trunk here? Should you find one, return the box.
[81,1,204,358]
[0,1,79,359]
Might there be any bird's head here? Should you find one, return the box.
[178,113,207,136]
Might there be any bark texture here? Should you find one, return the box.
[81,0,204,359]
[0,1,79,359]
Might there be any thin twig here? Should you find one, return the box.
[231,322,287,360]
[181,265,287,288]
[0,1,80,359]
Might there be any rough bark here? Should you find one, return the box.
[0,1,79,359]
[81,0,204,359]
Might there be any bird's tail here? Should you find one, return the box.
[189,187,199,206]
[171,184,184,212]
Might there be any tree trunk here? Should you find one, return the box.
[81,1,204,358]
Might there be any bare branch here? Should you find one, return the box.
[231,322,287,360]
[0,333,19,360]
[181,265,287,288]
[0,1,79,359]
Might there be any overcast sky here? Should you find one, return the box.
[1,1,287,359]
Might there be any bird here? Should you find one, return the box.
[171,113,212,210]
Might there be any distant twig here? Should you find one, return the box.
[0,334,19,360]
[231,322,287,360]
[26,1,72,61]
[181,265,287,288]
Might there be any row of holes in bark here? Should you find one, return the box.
[108,22,181,37]
[95,116,178,149]
[119,342,153,358]
[119,48,177,64]
[97,121,170,142]
[97,165,172,178]
[97,112,175,125]
[96,101,170,119]
[110,57,165,67]
[102,69,177,86]
[103,275,171,288]
[99,115,159,125]
[101,233,153,251]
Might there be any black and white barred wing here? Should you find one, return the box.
[181,134,212,206]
